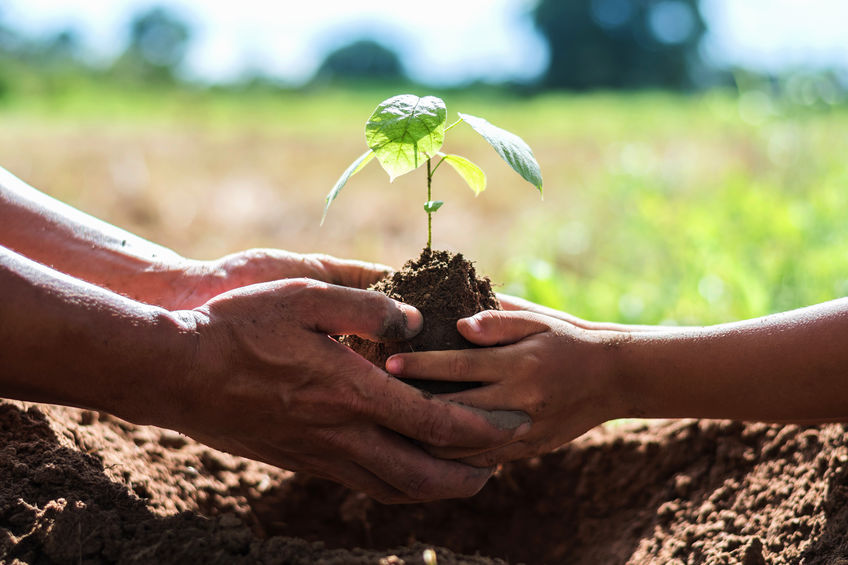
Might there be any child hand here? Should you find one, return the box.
[386,310,624,466]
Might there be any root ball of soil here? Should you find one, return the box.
[343,247,501,393]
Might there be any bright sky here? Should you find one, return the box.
[4,0,848,84]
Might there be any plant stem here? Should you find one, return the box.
[426,157,432,249]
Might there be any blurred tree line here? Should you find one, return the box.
[535,0,706,90]
[0,0,844,102]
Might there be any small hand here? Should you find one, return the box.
[164,280,524,503]
[386,310,622,466]
[497,293,673,333]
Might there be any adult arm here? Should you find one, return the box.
[0,166,389,309]
[0,245,525,502]
[386,298,848,465]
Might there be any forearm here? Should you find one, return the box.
[0,244,193,426]
[0,166,195,306]
[616,298,848,421]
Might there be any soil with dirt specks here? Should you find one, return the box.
[344,248,501,394]
[4,397,848,564]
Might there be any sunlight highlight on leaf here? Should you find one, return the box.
[439,153,487,196]
[366,95,447,181]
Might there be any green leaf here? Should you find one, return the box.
[321,150,375,225]
[458,112,543,193]
[423,200,444,213]
[439,153,487,196]
[366,94,447,181]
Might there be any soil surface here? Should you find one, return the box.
[4,398,848,564]
[344,248,501,394]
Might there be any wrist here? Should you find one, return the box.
[610,330,691,420]
[572,328,634,422]
[596,329,649,420]
[102,307,202,428]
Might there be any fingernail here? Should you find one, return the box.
[386,356,403,374]
[514,422,532,437]
[401,305,423,339]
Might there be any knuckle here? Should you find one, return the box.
[327,374,368,415]
[403,472,436,501]
[284,278,331,311]
[304,252,336,276]
[314,427,346,451]
[286,373,365,419]
[282,277,325,299]
[516,350,542,376]
[475,309,501,328]
[422,412,455,448]
[523,386,547,415]
[448,353,472,379]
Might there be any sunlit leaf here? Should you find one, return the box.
[321,150,375,225]
[366,94,447,181]
[423,200,444,213]
[458,112,543,193]
[439,153,487,196]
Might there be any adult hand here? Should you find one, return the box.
[385,310,622,467]
[0,165,391,309]
[161,280,526,503]
[168,249,391,309]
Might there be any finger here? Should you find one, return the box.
[289,279,422,341]
[386,348,512,383]
[426,445,494,460]
[301,457,413,504]
[234,436,414,504]
[457,310,552,346]
[495,293,595,328]
[459,441,533,467]
[346,425,495,502]
[360,363,529,448]
[495,293,531,311]
[306,253,393,289]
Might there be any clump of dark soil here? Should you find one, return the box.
[344,247,501,393]
[5,397,848,564]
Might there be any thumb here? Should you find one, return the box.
[458,310,551,346]
[308,254,394,289]
[294,281,423,341]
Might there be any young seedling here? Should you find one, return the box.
[322,94,543,248]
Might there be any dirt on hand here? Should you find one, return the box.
[4,396,848,564]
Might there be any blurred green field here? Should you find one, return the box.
[1,86,846,326]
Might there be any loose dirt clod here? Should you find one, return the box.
[344,247,501,393]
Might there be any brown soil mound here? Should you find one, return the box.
[344,248,501,394]
[4,398,848,563]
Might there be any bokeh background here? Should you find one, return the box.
[1,0,847,325]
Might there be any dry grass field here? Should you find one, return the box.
[2,86,846,324]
